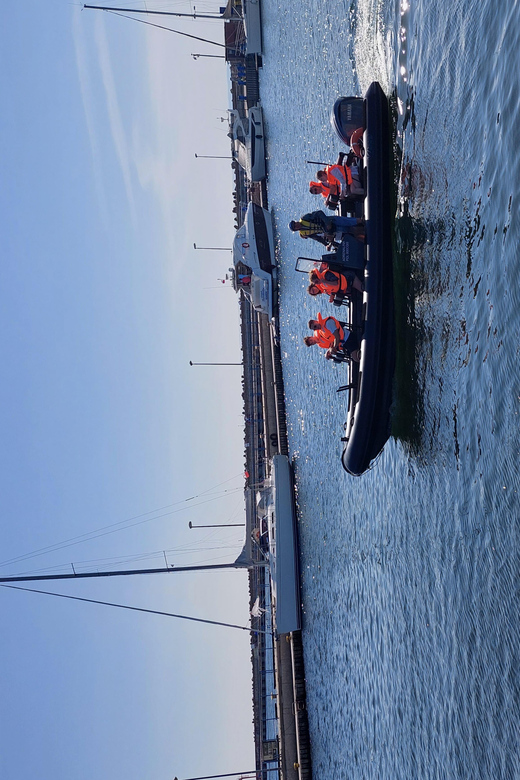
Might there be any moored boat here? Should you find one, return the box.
[230,202,276,319]
[230,106,266,182]
[266,454,301,635]
[243,0,262,55]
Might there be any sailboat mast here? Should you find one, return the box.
[2,583,273,635]
[0,561,265,584]
[83,7,231,48]
[83,4,236,20]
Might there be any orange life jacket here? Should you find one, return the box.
[312,268,348,295]
[314,313,344,349]
[309,180,332,197]
[326,164,353,187]
[313,177,340,198]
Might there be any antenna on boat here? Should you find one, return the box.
[173,772,264,780]
[189,521,245,528]
[193,244,232,250]
[195,154,234,159]
[189,361,242,366]
[192,53,226,59]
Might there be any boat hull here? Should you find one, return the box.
[233,203,275,318]
[230,107,266,182]
[244,0,262,55]
[334,83,395,476]
[249,106,266,182]
[269,454,301,635]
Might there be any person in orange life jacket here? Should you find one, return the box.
[316,150,363,197]
[316,166,350,196]
[307,263,363,301]
[303,314,361,362]
[308,180,341,213]
[289,211,364,248]
[316,163,364,199]
[309,150,363,199]
[309,179,340,198]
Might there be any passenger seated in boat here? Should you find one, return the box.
[316,163,364,199]
[309,180,340,212]
[309,178,339,198]
[307,264,363,302]
[289,212,364,248]
[303,314,360,362]
[308,151,364,206]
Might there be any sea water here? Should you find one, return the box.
[259,0,520,776]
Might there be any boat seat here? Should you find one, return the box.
[321,235,364,271]
[332,286,362,307]
[338,318,363,335]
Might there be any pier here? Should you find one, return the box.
[195,4,313,778]
[239,190,312,780]
[242,307,312,780]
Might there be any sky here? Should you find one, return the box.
[0,2,256,779]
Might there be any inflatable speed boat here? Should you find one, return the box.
[331,82,395,476]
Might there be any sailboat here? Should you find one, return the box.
[83,1,263,55]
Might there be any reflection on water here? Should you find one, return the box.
[391,203,423,449]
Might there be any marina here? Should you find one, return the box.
[3,0,520,778]
[236,218,311,779]
[223,8,398,772]
[2,3,396,776]
[217,0,520,773]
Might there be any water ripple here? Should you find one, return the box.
[260,0,520,776]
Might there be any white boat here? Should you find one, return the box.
[243,0,262,55]
[230,202,275,319]
[267,455,301,635]
[230,107,266,182]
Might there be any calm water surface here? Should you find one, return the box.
[259,0,520,776]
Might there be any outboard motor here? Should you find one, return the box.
[331,96,365,146]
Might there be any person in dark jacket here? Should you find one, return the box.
[289,210,364,247]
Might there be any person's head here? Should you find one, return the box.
[316,170,327,182]
[308,319,319,330]
[309,182,322,195]
[303,335,318,347]
[307,284,321,296]
[289,220,302,232]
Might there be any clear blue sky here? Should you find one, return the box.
[0,3,255,779]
